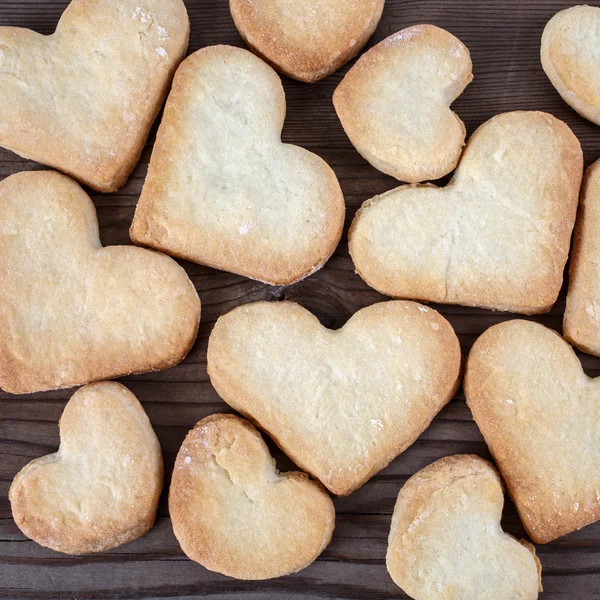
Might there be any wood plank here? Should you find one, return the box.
[2,0,600,598]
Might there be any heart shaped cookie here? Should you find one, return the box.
[542,5,600,126]
[0,171,200,394]
[334,25,472,182]
[465,320,600,543]
[387,455,542,600]
[229,0,385,83]
[130,45,345,285]
[349,111,583,314]
[9,382,163,555]
[564,159,600,356]
[0,0,189,193]
[169,414,335,580]
[207,300,461,496]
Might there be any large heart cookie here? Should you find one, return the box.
[0,171,200,394]
[465,320,600,543]
[542,5,600,126]
[207,300,461,496]
[564,159,600,356]
[229,0,385,83]
[349,112,582,314]
[334,25,472,182]
[10,382,163,555]
[387,455,541,600]
[130,45,345,285]
[170,414,335,579]
[0,0,189,192]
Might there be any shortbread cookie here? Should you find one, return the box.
[542,6,600,126]
[465,320,600,543]
[230,0,385,83]
[387,455,542,600]
[564,159,600,356]
[130,45,345,285]
[0,171,200,394]
[10,382,163,555]
[207,301,461,496]
[0,0,189,193]
[170,414,335,579]
[334,25,472,182]
[349,111,582,314]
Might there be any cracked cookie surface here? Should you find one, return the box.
[349,111,582,314]
[169,414,335,580]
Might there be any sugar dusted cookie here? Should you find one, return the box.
[542,5,600,126]
[465,320,600,543]
[387,455,542,600]
[229,0,385,83]
[170,414,335,580]
[130,45,345,285]
[207,300,461,496]
[10,382,163,555]
[334,25,472,182]
[0,171,200,394]
[0,0,189,192]
[349,111,582,314]
[564,159,600,356]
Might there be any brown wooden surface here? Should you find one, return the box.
[2,0,600,598]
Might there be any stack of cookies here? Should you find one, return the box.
[2,1,600,598]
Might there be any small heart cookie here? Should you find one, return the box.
[0,0,189,192]
[10,382,163,555]
[465,320,600,543]
[349,111,582,314]
[387,455,542,600]
[130,45,345,285]
[207,300,461,496]
[229,0,385,83]
[169,414,335,580]
[0,171,200,394]
[564,159,600,356]
[334,25,472,182]
[542,5,600,126]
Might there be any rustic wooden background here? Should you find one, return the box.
[2,0,600,598]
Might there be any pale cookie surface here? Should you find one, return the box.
[131,45,345,285]
[334,25,472,182]
[465,320,600,543]
[0,0,189,193]
[230,0,385,83]
[9,382,163,555]
[564,159,600,356]
[387,455,541,600]
[170,414,335,580]
[0,171,200,394]
[207,301,461,496]
[542,5,600,126]
[349,111,582,314]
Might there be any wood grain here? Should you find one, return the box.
[2,0,600,598]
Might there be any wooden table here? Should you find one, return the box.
[1,0,600,598]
